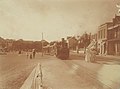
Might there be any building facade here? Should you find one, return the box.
[97,22,113,55]
[107,16,120,55]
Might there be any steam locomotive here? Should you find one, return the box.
[56,38,69,60]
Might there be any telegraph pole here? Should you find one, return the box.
[41,32,43,57]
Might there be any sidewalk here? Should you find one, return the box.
[69,51,120,89]
[97,54,120,60]
[71,50,120,60]
[65,59,120,89]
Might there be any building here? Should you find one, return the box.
[107,15,120,55]
[97,22,113,55]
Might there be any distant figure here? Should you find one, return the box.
[85,48,91,62]
[18,50,21,54]
[30,54,32,59]
[90,48,97,62]
[32,49,36,58]
[26,52,29,58]
[56,44,61,57]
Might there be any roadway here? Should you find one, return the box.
[0,52,120,89]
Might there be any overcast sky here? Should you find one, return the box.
[0,0,119,41]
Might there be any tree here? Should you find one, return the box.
[81,32,91,53]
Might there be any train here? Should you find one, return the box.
[55,38,69,60]
[42,38,69,59]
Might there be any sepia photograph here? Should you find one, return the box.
[0,0,120,89]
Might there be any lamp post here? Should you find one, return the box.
[41,32,43,56]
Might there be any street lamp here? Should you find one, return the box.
[41,32,43,56]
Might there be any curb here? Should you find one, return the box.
[20,66,36,89]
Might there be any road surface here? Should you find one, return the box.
[0,53,50,89]
[0,52,120,89]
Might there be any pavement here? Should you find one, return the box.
[72,50,120,60]
[20,52,120,89]
[68,51,120,89]
[64,60,120,89]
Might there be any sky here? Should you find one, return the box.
[0,0,120,41]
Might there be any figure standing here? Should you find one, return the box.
[32,49,36,58]
[30,54,32,59]
[85,48,91,62]
[90,48,97,62]
[26,52,29,58]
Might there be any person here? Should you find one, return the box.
[32,49,36,58]
[30,54,32,59]
[18,50,21,54]
[56,44,61,57]
[85,48,91,62]
[90,47,97,62]
[26,52,29,58]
